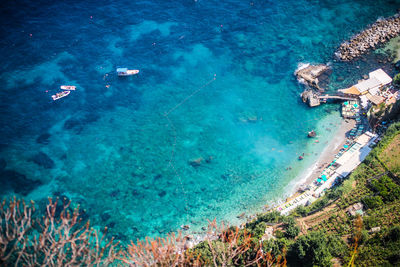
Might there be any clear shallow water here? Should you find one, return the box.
[0,0,399,241]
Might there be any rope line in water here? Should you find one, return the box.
[164,115,190,221]
[164,75,217,116]
[163,74,217,223]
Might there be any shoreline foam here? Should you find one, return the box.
[289,119,356,194]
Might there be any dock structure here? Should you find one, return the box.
[301,90,356,107]
[339,68,394,109]
[318,95,357,101]
[301,90,321,107]
[336,12,400,61]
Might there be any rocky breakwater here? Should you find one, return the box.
[295,64,330,91]
[336,12,400,61]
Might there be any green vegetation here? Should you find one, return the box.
[394,73,400,86]
[287,231,347,267]
[193,121,400,266]
[2,123,400,266]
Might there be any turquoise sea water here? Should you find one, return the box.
[0,0,399,241]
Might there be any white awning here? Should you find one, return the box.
[369,69,392,86]
[355,133,372,146]
[335,145,373,178]
[355,77,381,93]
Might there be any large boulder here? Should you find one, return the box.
[36,133,51,145]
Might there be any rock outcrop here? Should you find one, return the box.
[295,64,330,91]
[30,152,55,169]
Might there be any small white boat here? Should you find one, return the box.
[52,90,70,101]
[60,85,76,90]
[117,68,139,76]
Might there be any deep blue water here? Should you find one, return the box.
[0,0,399,241]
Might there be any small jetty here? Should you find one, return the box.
[336,12,400,61]
[301,89,356,107]
[295,64,330,91]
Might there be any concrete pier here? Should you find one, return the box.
[301,90,357,107]
[301,90,321,107]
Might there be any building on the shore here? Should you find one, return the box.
[276,131,378,215]
[313,131,378,197]
[333,131,378,178]
[339,69,393,109]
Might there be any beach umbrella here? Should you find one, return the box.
[344,145,348,148]
[344,101,349,105]
[322,175,327,181]
[317,179,322,183]
[353,104,358,108]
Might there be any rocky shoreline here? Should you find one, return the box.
[336,12,400,61]
[295,64,330,91]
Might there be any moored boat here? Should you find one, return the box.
[52,90,70,101]
[117,68,139,76]
[60,85,76,90]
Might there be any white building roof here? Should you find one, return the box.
[355,133,372,146]
[369,69,392,86]
[355,77,381,93]
[335,132,377,178]
[336,147,357,166]
[335,146,372,178]
[369,86,380,96]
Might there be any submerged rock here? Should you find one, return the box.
[101,212,111,221]
[110,190,120,197]
[0,158,6,171]
[158,190,166,197]
[205,156,213,163]
[0,170,42,195]
[189,157,203,167]
[36,133,51,145]
[154,174,162,181]
[31,152,55,169]
[63,113,99,133]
